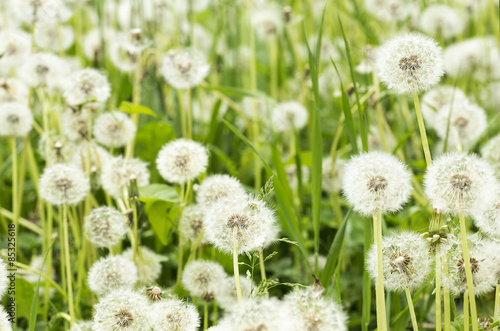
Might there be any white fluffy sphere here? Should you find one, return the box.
[93,111,137,148]
[39,164,90,205]
[0,102,33,137]
[88,255,138,295]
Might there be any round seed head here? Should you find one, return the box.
[0,306,12,331]
[39,164,90,205]
[63,68,111,106]
[160,48,209,89]
[122,246,163,285]
[0,259,8,299]
[421,86,468,130]
[0,29,31,68]
[481,134,500,177]
[88,255,138,296]
[149,298,201,331]
[180,204,208,245]
[271,101,309,132]
[215,276,253,311]
[182,260,227,301]
[0,102,33,137]
[0,77,29,104]
[101,156,150,198]
[84,207,129,248]
[419,5,465,39]
[34,22,74,52]
[196,174,247,208]
[93,111,137,148]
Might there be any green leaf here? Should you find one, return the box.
[134,121,175,165]
[320,210,351,287]
[16,278,35,320]
[145,201,178,246]
[139,183,180,203]
[119,101,157,117]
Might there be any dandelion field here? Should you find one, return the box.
[0,0,500,330]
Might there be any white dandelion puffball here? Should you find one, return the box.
[13,0,71,23]
[83,28,116,61]
[482,134,500,177]
[122,246,163,285]
[63,68,111,106]
[18,53,67,89]
[419,5,464,39]
[109,38,139,73]
[220,298,295,331]
[444,38,500,81]
[180,204,208,245]
[435,99,487,149]
[271,101,309,132]
[376,33,444,94]
[182,260,227,300]
[70,141,112,176]
[69,321,94,331]
[0,259,8,299]
[61,109,90,141]
[421,86,468,130]
[342,152,413,216]
[0,78,29,104]
[101,156,150,198]
[364,0,414,22]
[285,286,348,331]
[204,195,279,254]
[37,133,76,163]
[441,234,497,297]
[473,197,500,238]
[93,289,151,331]
[285,164,310,190]
[0,102,33,137]
[149,298,200,331]
[0,29,31,69]
[93,111,137,148]
[160,48,210,89]
[156,139,208,184]
[88,255,138,295]
[216,276,253,311]
[0,306,12,331]
[322,157,346,194]
[84,207,129,248]
[196,174,246,207]
[367,231,432,292]
[425,153,499,216]
[34,22,74,52]
[251,5,283,39]
[39,164,90,205]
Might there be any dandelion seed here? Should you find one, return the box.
[18,53,68,90]
[216,276,253,311]
[156,139,208,184]
[421,86,468,130]
[93,289,151,330]
[160,48,210,89]
[0,30,31,69]
[204,194,279,254]
[419,5,465,38]
[146,286,163,302]
[39,164,90,205]
[180,204,208,245]
[271,101,309,132]
[424,152,499,216]
[196,174,247,207]
[93,111,137,148]
[84,207,129,248]
[63,68,111,106]
[182,260,226,301]
[473,197,500,239]
[101,156,150,198]
[0,102,33,137]
[376,33,444,94]
[88,255,138,295]
[367,231,432,292]
[122,246,163,285]
[342,152,412,216]
[149,298,201,331]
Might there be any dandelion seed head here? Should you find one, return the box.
[419,5,465,39]
[0,259,8,299]
[19,53,68,90]
[39,164,89,205]
[215,276,253,312]
[0,102,33,137]
[182,260,226,301]
[34,22,74,52]
[424,152,499,216]
[473,197,500,239]
[342,152,413,216]
[271,101,309,132]
[0,29,31,69]
[69,321,94,331]
[252,4,283,39]
[122,246,163,285]
[83,28,116,61]
[180,204,208,245]
[196,174,246,207]
[322,157,346,194]
[0,306,12,331]
[63,68,111,106]
[160,48,210,89]
[93,111,136,148]
[421,86,468,129]
[367,231,432,292]
[88,255,138,296]
[101,156,150,198]
[0,78,29,104]
[204,195,279,254]
[376,33,444,94]
[156,139,208,184]
[482,135,500,177]
[84,207,129,248]
[93,289,151,330]
[61,109,91,141]
[14,0,71,23]
[149,298,200,331]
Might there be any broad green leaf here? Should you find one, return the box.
[134,121,175,165]
[139,183,180,203]
[119,101,157,117]
[145,201,178,246]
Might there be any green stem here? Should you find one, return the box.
[373,209,387,331]
[204,300,208,330]
[459,210,478,331]
[259,250,269,298]
[412,92,432,167]
[435,246,442,331]
[494,283,500,331]
[178,90,187,138]
[187,88,192,139]
[62,205,75,326]
[405,287,419,331]
[464,292,469,331]
[233,236,242,301]
[443,254,451,331]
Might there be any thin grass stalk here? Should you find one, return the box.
[493,283,500,331]
[259,250,269,298]
[405,286,419,331]
[412,92,432,167]
[373,209,387,331]
[435,245,442,331]
[62,204,75,326]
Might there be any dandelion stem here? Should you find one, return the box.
[459,210,478,331]
[464,292,469,331]
[435,246,442,331]
[443,254,451,331]
[233,236,243,302]
[187,88,192,139]
[405,287,419,331]
[412,92,432,167]
[204,300,208,330]
[259,250,269,298]
[493,283,500,331]
[62,204,75,326]
[373,209,387,331]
